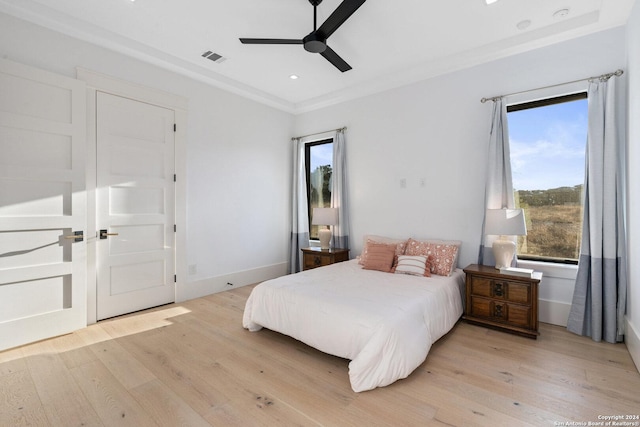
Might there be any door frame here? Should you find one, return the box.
[77,68,188,324]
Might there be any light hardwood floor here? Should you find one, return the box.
[1,284,639,426]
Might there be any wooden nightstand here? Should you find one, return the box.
[301,247,350,271]
[463,264,542,339]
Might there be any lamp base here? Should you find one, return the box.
[493,236,516,269]
[318,228,332,250]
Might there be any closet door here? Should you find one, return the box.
[0,59,87,351]
[96,91,175,320]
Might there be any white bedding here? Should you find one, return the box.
[242,259,465,392]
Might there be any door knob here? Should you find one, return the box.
[100,229,119,239]
[64,231,84,242]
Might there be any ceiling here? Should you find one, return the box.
[0,0,634,113]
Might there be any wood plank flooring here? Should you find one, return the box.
[1,284,639,426]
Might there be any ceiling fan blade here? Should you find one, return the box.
[239,38,303,45]
[317,0,366,39]
[320,46,352,72]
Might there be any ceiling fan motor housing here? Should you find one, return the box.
[303,33,327,53]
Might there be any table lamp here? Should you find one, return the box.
[312,207,338,250]
[485,208,527,269]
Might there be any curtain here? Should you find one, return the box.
[289,137,310,273]
[331,129,351,250]
[567,76,627,343]
[478,98,516,266]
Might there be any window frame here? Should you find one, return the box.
[304,138,333,241]
[507,92,587,113]
[507,91,588,265]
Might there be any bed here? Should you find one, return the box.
[243,237,465,392]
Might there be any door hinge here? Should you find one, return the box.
[174,274,177,282]
[173,123,176,132]
[173,174,176,182]
[174,224,177,232]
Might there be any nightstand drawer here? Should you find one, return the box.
[469,276,531,304]
[469,276,492,297]
[504,281,531,304]
[505,303,531,328]
[301,248,350,271]
[470,295,492,318]
[304,254,331,269]
[470,297,532,329]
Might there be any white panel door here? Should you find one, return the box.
[96,92,175,320]
[0,59,86,351]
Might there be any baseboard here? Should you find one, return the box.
[177,262,288,302]
[625,316,640,373]
[539,298,571,327]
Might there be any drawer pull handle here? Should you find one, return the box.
[494,282,504,297]
[314,256,322,265]
[494,304,504,318]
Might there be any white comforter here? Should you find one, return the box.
[242,259,465,392]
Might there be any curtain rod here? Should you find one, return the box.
[480,69,624,103]
[292,126,347,141]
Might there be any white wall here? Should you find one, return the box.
[625,0,640,370]
[1,8,636,340]
[0,12,294,303]
[294,27,628,327]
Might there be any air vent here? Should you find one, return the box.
[201,51,226,63]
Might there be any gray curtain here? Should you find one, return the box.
[567,76,627,343]
[478,98,516,266]
[331,129,351,250]
[289,137,310,273]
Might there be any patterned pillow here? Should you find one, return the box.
[362,243,397,273]
[359,235,408,265]
[405,238,461,276]
[393,255,431,277]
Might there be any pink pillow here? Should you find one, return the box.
[362,243,397,273]
[404,239,430,257]
[405,238,460,276]
[359,236,407,265]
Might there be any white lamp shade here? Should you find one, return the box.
[312,208,338,226]
[484,208,527,236]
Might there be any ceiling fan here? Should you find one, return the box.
[239,0,366,72]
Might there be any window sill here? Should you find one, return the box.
[517,259,578,280]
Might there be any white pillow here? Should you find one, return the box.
[394,255,428,276]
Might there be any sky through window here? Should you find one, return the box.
[508,98,588,191]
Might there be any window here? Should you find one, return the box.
[507,93,588,263]
[305,139,333,240]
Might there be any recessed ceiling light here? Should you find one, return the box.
[289,74,299,80]
[553,8,570,18]
[516,19,532,30]
[485,0,499,4]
